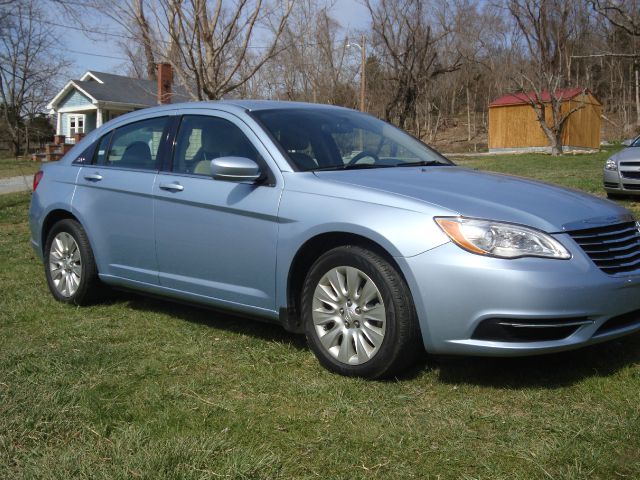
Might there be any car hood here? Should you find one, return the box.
[612,147,640,162]
[314,166,633,232]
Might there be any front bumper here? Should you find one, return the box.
[604,168,640,195]
[398,239,640,356]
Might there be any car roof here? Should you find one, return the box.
[219,99,352,112]
[139,99,354,116]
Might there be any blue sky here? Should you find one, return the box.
[54,0,370,77]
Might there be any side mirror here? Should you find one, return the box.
[211,156,262,183]
[622,139,632,147]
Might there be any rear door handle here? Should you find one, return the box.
[83,173,103,181]
[159,182,184,192]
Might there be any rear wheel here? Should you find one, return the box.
[302,245,421,379]
[44,219,102,305]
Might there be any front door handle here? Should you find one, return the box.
[83,173,103,181]
[159,182,184,192]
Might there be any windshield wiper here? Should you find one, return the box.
[394,160,449,167]
[311,163,395,172]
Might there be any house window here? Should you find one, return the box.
[69,114,85,135]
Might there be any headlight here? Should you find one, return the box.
[435,217,571,259]
[605,158,618,171]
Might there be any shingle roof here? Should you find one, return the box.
[74,71,190,106]
[489,87,590,107]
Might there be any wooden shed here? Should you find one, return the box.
[488,88,601,153]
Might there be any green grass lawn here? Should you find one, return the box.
[1,151,640,479]
[0,156,42,179]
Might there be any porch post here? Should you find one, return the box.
[56,112,62,135]
[96,107,103,128]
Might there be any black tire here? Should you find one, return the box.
[44,219,102,305]
[302,245,421,379]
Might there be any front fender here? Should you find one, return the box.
[274,189,450,311]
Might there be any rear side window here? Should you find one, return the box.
[172,115,260,176]
[100,117,168,170]
[73,142,96,165]
[93,132,112,165]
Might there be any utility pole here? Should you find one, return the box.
[360,34,366,112]
[635,64,640,127]
[347,36,367,112]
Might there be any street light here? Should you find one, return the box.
[346,34,366,112]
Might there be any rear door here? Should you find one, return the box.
[74,115,172,285]
[153,111,283,311]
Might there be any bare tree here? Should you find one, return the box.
[0,0,68,155]
[262,1,357,105]
[519,75,589,153]
[591,0,640,128]
[133,0,157,80]
[508,0,587,155]
[366,0,462,130]
[145,0,293,100]
[591,0,640,36]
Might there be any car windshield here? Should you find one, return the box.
[631,136,640,147]
[251,108,453,171]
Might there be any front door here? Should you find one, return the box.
[153,112,282,311]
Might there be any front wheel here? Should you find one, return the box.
[301,246,421,379]
[44,219,102,305]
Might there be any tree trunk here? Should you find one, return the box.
[636,66,640,128]
[12,139,21,157]
[466,85,471,142]
[135,0,156,81]
[551,132,562,156]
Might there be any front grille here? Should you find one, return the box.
[621,171,640,179]
[569,222,640,275]
[623,184,640,190]
[621,161,640,167]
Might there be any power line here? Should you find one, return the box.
[17,14,135,41]
[19,13,353,50]
[66,48,129,61]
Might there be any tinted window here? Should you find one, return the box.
[172,115,260,176]
[252,109,450,171]
[102,117,168,170]
[73,142,96,165]
[93,132,112,165]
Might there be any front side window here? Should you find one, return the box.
[252,108,451,171]
[172,115,260,176]
[102,117,168,170]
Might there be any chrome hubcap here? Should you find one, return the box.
[312,266,386,365]
[49,232,81,297]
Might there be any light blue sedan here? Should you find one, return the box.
[29,101,640,378]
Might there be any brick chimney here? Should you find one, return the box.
[157,63,173,104]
